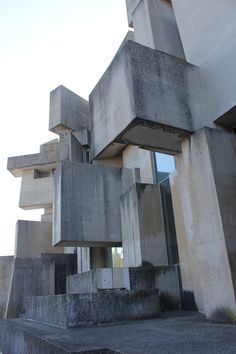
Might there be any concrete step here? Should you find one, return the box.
[23,289,160,328]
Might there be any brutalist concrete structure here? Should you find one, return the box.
[1,0,236,352]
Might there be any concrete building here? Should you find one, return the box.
[1,0,236,351]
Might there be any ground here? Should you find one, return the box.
[1,311,236,353]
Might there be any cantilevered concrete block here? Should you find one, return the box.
[121,183,168,267]
[49,85,89,136]
[53,161,135,247]
[90,40,206,159]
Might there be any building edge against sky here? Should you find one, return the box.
[1,1,236,345]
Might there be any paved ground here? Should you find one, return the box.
[1,311,236,353]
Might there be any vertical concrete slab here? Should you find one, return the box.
[176,128,236,318]
[121,183,168,267]
[0,256,14,318]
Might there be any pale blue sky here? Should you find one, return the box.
[0,0,128,255]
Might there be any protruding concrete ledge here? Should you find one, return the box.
[90,40,205,159]
[53,161,135,247]
[214,105,236,128]
[7,140,59,177]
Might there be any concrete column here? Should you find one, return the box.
[169,171,195,307]
[176,128,236,319]
[121,183,168,267]
[126,0,185,59]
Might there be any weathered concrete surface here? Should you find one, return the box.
[53,161,135,247]
[24,289,160,327]
[67,268,130,294]
[169,172,194,287]
[176,128,236,318]
[121,183,168,267]
[126,0,185,59]
[1,312,236,354]
[8,139,59,177]
[129,266,181,310]
[89,40,207,159]
[172,0,236,127]
[0,256,14,319]
[15,220,64,258]
[49,85,89,136]
[5,254,77,318]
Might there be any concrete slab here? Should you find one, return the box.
[1,312,236,353]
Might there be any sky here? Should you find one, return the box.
[0,0,129,256]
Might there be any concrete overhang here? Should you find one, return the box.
[89,40,205,160]
[214,105,236,129]
[7,153,59,177]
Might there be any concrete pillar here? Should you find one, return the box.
[126,0,185,59]
[176,128,236,319]
[169,171,195,308]
[121,183,168,267]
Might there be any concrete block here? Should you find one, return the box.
[126,0,185,59]
[121,183,168,267]
[49,85,89,134]
[24,289,160,327]
[15,220,64,258]
[96,268,113,289]
[53,161,135,247]
[90,40,206,159]
[19,170,53,209]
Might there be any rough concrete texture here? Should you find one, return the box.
[49,85,89,135]
[0,256,14,319]
[7,139,59,177]
[127,0,185,59]
[67,268,130,294]
[53,161,135,247]
[6,254,77,318]
[121,183,168,267]
[129,266,181,310]
[1,312,236,354]
[15,220,64,258]
[24,289,160,328]
[176,128,236,318]
[89,40,207,159]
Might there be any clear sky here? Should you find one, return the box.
[0,0,128,256]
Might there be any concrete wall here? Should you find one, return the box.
[15,220,64,258]
[19,170,53,210]
[127,0,185,59]
[53,161,135,247]
[0,256,14,319]
[176,128,236,318]
[121,183,168,267]
[90,40,208,159]
[172,0,236,125]
[122,146,155,184]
